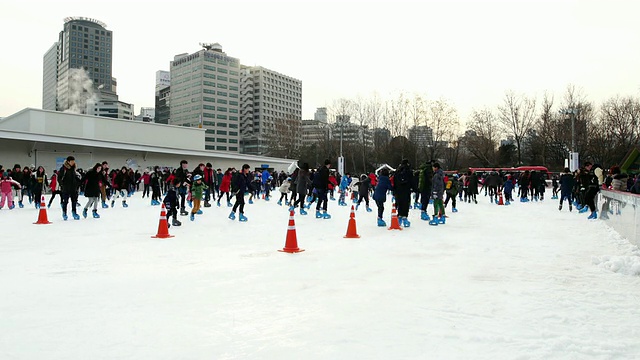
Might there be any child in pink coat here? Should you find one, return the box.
[0,172,21,209]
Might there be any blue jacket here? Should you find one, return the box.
[340,175,351,191]
[503,179,514,193]
[373,175,393,202]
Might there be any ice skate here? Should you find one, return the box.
[377,217,387,227]
[228,212,236,220]
[239,214,248,222]
[92,210,100,218]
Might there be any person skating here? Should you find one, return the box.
[313,159,332,219]
[393,159,413,227]
[58,156,82,220]
[355,174,372,212]
[373,168,393,226]
[111,167,130,208]
[429,163,446,226]
[418,161,433,221]
[31,166,48,208]
[444,173,459,212]
[291,163,311,215]
[277,178,292,206]
[82,163,103,218]
[189,174,208,221]
[229,164,250,222]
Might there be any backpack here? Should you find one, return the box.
[445,178,452,190]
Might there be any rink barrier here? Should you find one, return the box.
[598,190,640,246]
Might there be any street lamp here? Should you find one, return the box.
[560,108,579,171]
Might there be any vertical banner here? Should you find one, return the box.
[569,152,579,172]
[338,156,345,177]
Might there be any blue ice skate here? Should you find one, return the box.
[239,214,248,222]
[122,201,128,208]
[72,212,80,220]
[227,201,233,207]
[579,206,589,214]
[377,217,387,227]
[82,209,88,218]
[420,211,430,221]
[315,210,323,218]
[402,217,411,227]
[248,199,254,204]
[102,201,108,208]
[307,195,313,202]
[452,208,458,213]
[190,213,195,221]
[437,216,446,224]
[188,200,193,208]
[111,200,115,208]
[428,218,438,226]
[289,205,295,212]
[228,212,236,220]
[277,200,282,206]
[92,210,100,218]
[322,211,331,219]
[216,200,221,207]
[587,211,598,220]
[366,206,372,212]
[62,212,68,221]
[505,200,510,205]
[300,208,308,215]
[196,209,203,215]
[355,204,359,211]
[18,201,24,208]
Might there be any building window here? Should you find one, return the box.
[216,114,227,120]
[218,138,227,143]
[217,122,227,127]
[229,147,238,151]
[216,130,227,135]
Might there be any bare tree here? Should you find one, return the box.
[263,113,301,159]
[465,108,498,166]
[426,98,460,165]
[497,91,537,165]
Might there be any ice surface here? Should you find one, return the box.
[1,193,640,359]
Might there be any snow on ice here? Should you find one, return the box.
[1,193,640,359]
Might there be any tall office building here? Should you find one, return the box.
[154,70,170,124]
[42,43,59,110]
[53,17,115,112]
[169,43,241,152]
[240,66,302,155]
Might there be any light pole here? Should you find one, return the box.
[561,108,579,171]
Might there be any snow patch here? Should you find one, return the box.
[593,255,640,276]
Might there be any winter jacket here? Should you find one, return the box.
[373,175,393,202]
[58,161,81,193]
[314,166,330,191]
[190,182,208,199]
[233,172,250,194]
[445,176,459,197]
[611,173,628,192]
[83,169,102,198]
[431,169,445,200]
[1,178,20,193]
[220,172,232,193]
[279,181,291,194]
[296,169,311,193]
[358,177,371,195]
[559,172,575,193]
[339,175,351,191]
[114,171,130,190]
[503,179,514,193]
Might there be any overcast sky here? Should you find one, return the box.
[1,0,639,125]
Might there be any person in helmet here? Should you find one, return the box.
[189,174,208,221]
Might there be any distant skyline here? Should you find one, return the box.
[2,0,639,126]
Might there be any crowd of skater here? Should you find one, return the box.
[1,157,639,226]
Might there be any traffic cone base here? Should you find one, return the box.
[34,196,52,224]
[152,203,174,238]
[498,193,504,205]
[388,203,402,230]
[280,210,304,253]
[344,205,360,238]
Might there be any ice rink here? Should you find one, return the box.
[1,192,639,359]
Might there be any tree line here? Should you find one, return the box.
[266,85,639,174]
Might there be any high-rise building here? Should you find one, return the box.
[240,66,302,155]
[42,43,59,110]
[54,17,115,112]
[154,70,170,124]
[314,107,327,122]
[169,43,241,152]
[408,125,433,148]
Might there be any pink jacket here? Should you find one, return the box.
[1,178,20,193]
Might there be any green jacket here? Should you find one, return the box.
[191,182,208,199]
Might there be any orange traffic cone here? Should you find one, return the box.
[152,203,174,238]
[279,210,304,253]
[388,203,402,230]
[344,205,360,238]
[34,196,52,224]
[498,193,504,205]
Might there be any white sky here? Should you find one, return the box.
[1,0,639,124]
